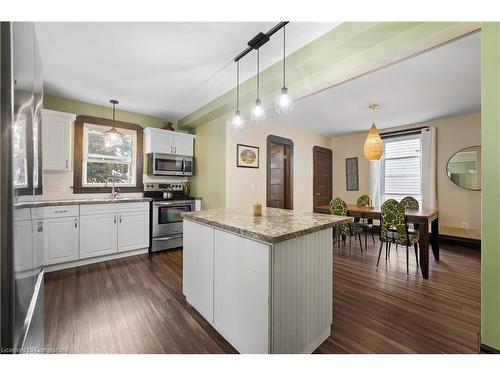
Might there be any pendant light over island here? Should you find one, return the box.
[230,22,291,128]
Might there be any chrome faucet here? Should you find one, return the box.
[105,178,120,199]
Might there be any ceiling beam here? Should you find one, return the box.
[178,22,481,130]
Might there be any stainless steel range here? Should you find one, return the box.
[144,183,195,253]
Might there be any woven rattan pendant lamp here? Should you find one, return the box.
[363,104,384,161]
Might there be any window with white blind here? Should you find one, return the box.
[381,136,421,204]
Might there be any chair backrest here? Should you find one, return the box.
[399,196,419,210]
[356,194,371,207]
[330,197,347,216]
[380,199,409,244]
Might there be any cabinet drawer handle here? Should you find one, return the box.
[74,218,78,228]
[119,215,122,223]
[54,209,68,214]
[114,215,117,224]
[65,159,68,169]
[37,221,43,232]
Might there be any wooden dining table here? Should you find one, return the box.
[316,204,439,279]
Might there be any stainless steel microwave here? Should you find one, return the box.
[146,153,194,176]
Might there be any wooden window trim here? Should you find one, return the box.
[73,115,143,194]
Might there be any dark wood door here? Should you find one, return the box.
[268,143,285,208]
[313,146,332,213]
[267,135,293,209]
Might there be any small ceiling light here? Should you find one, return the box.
[104,99,123,147]
[231,60,245,129]
[275,24,293,114]
[250,48,266,124]
[363,104,384,161]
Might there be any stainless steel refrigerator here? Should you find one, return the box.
[1,22,44,353]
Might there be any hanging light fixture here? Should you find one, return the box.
[230,60,244,129]
[250,48,266,124]
[275,24,293,114]
[363,104,384,161]
[104,99,124,148]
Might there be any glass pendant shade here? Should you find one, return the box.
[275,87,293,114]
[363,123,384,160]
[104,127,124,147]
[250,99,266,124]
[231,110,244,129]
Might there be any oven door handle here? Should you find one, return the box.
[154,201,194,206]
[153,235,183,241]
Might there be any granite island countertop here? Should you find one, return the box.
[182,207,352,243]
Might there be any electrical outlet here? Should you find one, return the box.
[250,183,255,191]
[461,222,469,229]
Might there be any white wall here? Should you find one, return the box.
[225,118,332,212]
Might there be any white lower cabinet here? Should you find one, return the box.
[79,213,118,259]
[43,216,79,265]
[117,211,149,253]
[26,202,149,269]
[79,202,150,261]
[183,220,214,323]
[213,229,270,354]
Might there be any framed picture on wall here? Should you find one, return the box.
[237,144,259,168]
[345,157,359,191]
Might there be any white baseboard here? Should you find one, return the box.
[44,248,149,273]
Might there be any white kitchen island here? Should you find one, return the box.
[182,207,351,354]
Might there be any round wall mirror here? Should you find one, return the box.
[446,146,481,191]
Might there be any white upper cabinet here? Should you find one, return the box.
[143,127,195,156]
[41,109,75,171]
[172,134,194,156]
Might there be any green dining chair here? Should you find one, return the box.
[356,194,375,249]
[377,199,420,275]
[392,196,420,252]
[330,197,364,252]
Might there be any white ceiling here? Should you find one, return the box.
[34,22,339,120]
[269,32,481,136]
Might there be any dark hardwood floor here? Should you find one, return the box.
[45,238,480,354]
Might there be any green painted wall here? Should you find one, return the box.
[190,118,225,209]
[44,94,173,129]
[481,23,500,351]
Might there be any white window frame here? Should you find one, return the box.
[82,123,137,187]
[380,134,422,204]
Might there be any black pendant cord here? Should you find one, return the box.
[236,60,240,111]
[256,48,260,100]
[110,99,119,125]
[283,24,286,88]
